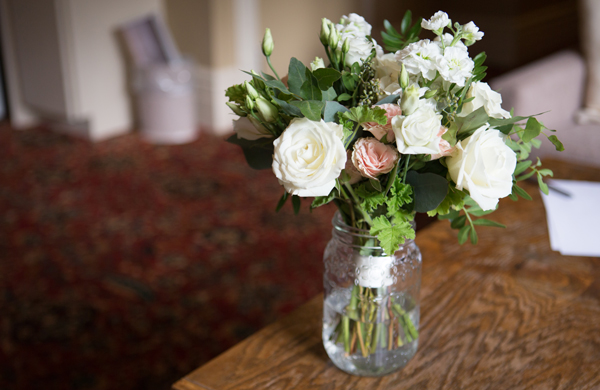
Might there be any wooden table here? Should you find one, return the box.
[173,160,600,389]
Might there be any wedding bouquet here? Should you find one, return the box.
[225,10,563,367]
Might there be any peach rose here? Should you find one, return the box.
[362,103,402,141]
[430,127,455,160]
[351,138,399,180]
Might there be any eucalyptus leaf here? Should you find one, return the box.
[405,171,448,212]
[291,100,324,121]
[313,68,342,90]
[273,96,303,117]
[522,117,542,143]
[376,94,400,105]
[322,87,337,101]
[287,57,308,95]
[324,101,349,122]
[226,134,274,170]
[300,68,322,101]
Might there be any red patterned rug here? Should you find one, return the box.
[0,123,336,389]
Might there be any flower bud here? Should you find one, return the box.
[244,81,259,100]
[320,19,330,46]
[310,57,325,71]
[328,27,339,49]
[399,63,409,89]
[226,102,246,116]
[423,89,437,99]
[250,69,265,89]
[245,95,255,111]
[262,28,274,57]
[255,96,279,123]
[400,85,421,116]
[342,37,350,54]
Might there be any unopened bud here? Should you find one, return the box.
[328,27,339,49]
[320,19,330,46]
[342,37,350,54]
[250,70,265,89]
[310,57,325,71]
[262,28,274,57]
[255,96,279,123]
[244,81,259,100]
[226,102,246,116]
[399,63,409,89]
[245,95,255,111]
[400,85,421,116]
[423,89,437,99]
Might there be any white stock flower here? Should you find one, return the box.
[463,22,484,43]
[396,39,442,81]
[272,118,346,197]
[437,46,474,87]
[460,81,511,119]
[233,116,272,140]
[434,33,468,51]
[447,126,517,210]
[338,13,372,36]
[421,11,450,32]
[392,105,443,155]
[338,32,374,67]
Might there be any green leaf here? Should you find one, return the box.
[400,11,412,34]
[287,57,308,95]
[548,135,565,151]
[470,226,479,245]
[226,134,274,170]
[512,184,532,200]
[537,169,553,177]
[514,160,532,176]
[225,84,247,104]
[454,107,490,140]
[450,215,466,229]
[290,100,324,121]
[516,170,536,181]
[273,96,302,117]
[343,106,387,126]
[472,219,506,228]
[458,224,471,245]
[370,178,382,192]
[386,180,413,212]
[522,117,542,143]
[405,171,448,213]
[292,195,301,214]
[427,184,465,217]
[311,191,336,209]
[300,68,322,101]
[322,87,337,101]
[473,52,487,67]
[487,115,531,128]
[337,93,352,102]
[356,183,386,213]
[370,215,416,255]
[324,101,349,123]
[313,68,342,90]
[275,192,289,212]
[342,72,356,91]
[438,209,461,220]
[531,138,542,149]
[263,79,290,95]
[537,173,549,195]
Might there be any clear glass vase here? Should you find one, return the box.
[322,212,422,376]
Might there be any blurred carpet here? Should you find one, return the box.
[0,123,337,390]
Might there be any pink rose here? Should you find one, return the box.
[431,127,455,160]
[362,103,402,141]
[351,138,399,180]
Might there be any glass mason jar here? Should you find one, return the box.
[322,212,422,376]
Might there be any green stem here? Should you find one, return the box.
[344,183,373,226]
[401,155,411,184]
[266,56,281,81]
[342,315,350,353]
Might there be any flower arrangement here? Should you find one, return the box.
[225,10,563,365]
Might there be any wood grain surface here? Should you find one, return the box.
[173,159,600,390]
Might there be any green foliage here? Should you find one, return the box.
[355,183,386,213]
[324,101,349,123]
[522,117,542,143]
[405,171,448,212]
[287,57,308,95]
[428,184,465,217]
[290,100,325,121]
[386,180,413,212]
[370,215,415,256]
[311,191,336,209]
[313,68,342,90]
[226,134,274,170]
[548,135,564,151]
[381,11,422,52]
[225,84,247,104]
[343,106,387,126]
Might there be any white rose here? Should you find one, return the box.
[447,126,517,211]
[437,46,474,87]
[421,11,451,32]
[392,105,443,155]
[339,32,374,67]
[233,116,272,140]
[396,39,442,81]
[272,118,347,197]
[338,13,372,36]
[460,81,511,119]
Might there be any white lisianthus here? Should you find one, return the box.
[374,53,403,95]
[272,118,346,197]
[462,22,484,44]
[447,126,517,210]
[460,81,511,119]
[421,11,450,32]
[338,13,372,36]
[396,39,443,81]
[310,57,325,71]
[392,105,443,155]
[437,46,474,87]
[339,32,374,67]
[400,84,436,116]
[233,116,272,140]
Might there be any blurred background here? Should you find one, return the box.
[0,0,595,389]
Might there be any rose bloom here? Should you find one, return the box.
[272,118,346,197]
[233,116,272,140]
[352,138,398,180]
[460,81,511,119]
[392,105,443,155]
[447,125,517,211]
[430,127,455,160]
[362,103,402,141]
